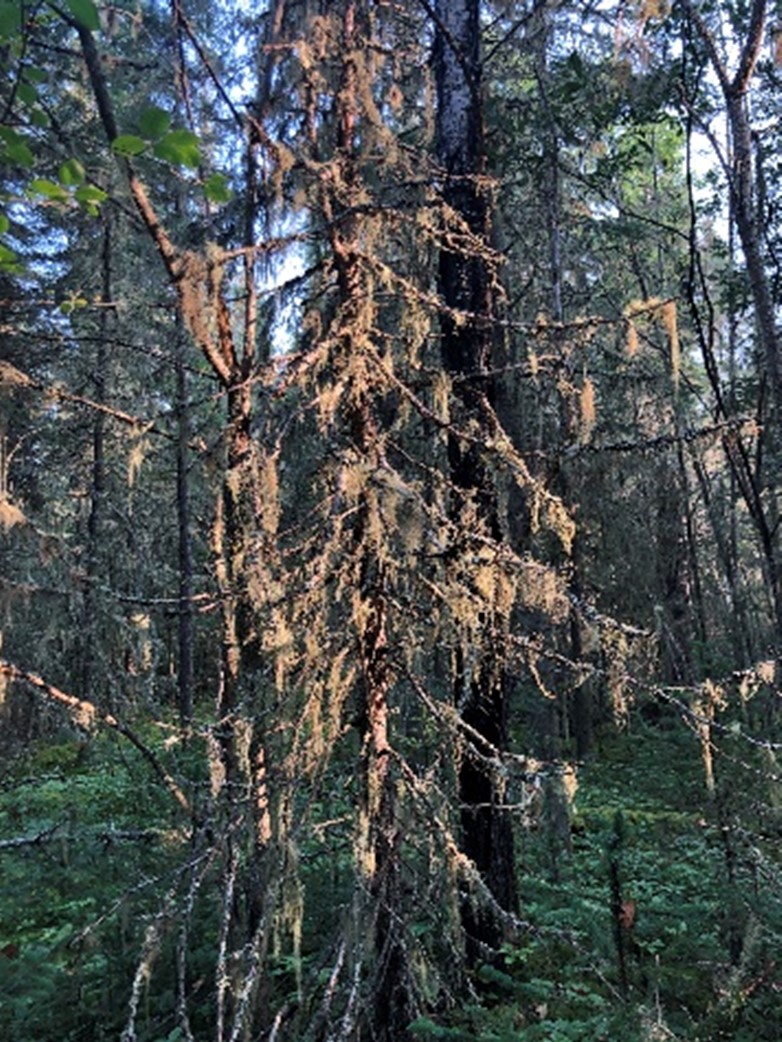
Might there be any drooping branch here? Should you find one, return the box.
[73,21,237,387]
[0,659,191,814]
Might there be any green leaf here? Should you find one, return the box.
[0,2,21,40]
[112,134,147,157]
[65,0,100,32]
[30,109,50,128]
[0,214,9,234]
[153,129,200,168]
[23,66,47,84]
[203,172,231,204]
[138,106,171,140]
[59,295,88,314]
[2,138,35,167]
[74,184,107,211]
[59,158,85,186]
[16,82,37,106]
[0,242,19,267]
[29,178,70,202]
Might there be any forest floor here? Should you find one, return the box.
[1,716,779,1041]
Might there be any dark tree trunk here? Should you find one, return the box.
[434,0,518,958]
[80,217,112,702]
[655,459,695,685]
[175,329,194,728]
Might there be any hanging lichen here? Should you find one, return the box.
[660,300,680,389]
[623,297,680,386]
[602,626,631,729]
[693,679,725,794]
[0,495,25,531]
[579,376,596,442]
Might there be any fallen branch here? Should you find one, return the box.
[0,821,65,850]
[0,825,172,850]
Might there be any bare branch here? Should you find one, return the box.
[0,659,191,814]
[733,0,767,94]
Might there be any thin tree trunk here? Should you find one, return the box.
[654,457,694,684]
[213,376,254,784]
[80,217,112,702]
[175,329,194,728]
[683,0,782,659]
[75,19,279,1034]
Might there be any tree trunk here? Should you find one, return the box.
[683,0,782,660]
[434,0,518,958]
[175,328,194,728]
[79,217,112,703]
[655,457,695,685]
[314,4,409,1033]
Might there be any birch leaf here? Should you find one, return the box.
[65,0,100,32]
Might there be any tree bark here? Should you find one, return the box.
[79,216,112,703]
[175,328,194,728]
[434,0,518,959]
[311,4,409,1033]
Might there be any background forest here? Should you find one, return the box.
[1,0,781,1039]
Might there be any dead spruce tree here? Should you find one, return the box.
[20,4,580,1038]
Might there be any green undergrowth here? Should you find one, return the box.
[1,718,780,1041]
[0,727,190,1041]
[415,723,782,1041]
